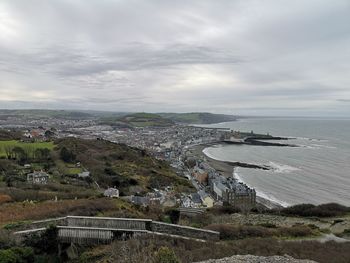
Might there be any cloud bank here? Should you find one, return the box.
[0,0,349,116]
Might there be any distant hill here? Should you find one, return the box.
[0,109,237,125]
[0,109,93,119]
[158,112,237,124]
[100,112,175,128]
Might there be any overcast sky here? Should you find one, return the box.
[0,0,349,116]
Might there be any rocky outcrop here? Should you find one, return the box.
[194,255,318,263]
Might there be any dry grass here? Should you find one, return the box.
[0,198,116,226]
[0,194,12,205]
[0,185,98,202]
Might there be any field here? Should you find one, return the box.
[0,140,54,157]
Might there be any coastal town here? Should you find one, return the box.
[0,112,259,211]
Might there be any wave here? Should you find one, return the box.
[294,136,329,142]
[268,161,300,173]
[297,143,336,149]
[310,144,336,149]
[233,170,290,208]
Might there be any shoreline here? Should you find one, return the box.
[186,143,284,209]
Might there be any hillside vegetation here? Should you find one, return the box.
[54,138,191,194]
[100,112,175,127]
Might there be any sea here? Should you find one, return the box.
[200,118,350,207]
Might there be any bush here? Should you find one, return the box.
[0,247,35,263]
[279,203,350,217]
[205,224,314,240]
[0,230,16,249]
[23,225,58,254]
[60,147,76,163]
[154,247,180,263]
[166,209,180,224]
[208,206,241,215]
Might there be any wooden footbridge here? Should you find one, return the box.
[14,216,220,244]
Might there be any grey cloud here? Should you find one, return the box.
[0,0,350,116]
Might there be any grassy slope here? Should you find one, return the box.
[0,198,134,227]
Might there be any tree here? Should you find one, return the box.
[60,147,75,163]
[34,148,50,161]
[4,146,14,159]
[44,130,55,138]
[12,147,26,162]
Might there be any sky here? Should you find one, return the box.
[0,0,350,116]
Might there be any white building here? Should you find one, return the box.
[104,187,119,198]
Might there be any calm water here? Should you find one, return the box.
[201,118,350,207]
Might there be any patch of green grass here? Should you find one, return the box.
[0,140,54,157]
[66,167,83,175]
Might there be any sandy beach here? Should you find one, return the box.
[186,143,283,209]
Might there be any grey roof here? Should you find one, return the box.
[132,196,149,205]
[198,189,209,200]
[190,193,202,204]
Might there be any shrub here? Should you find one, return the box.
[166,209,180,224]
[205,224,314,240]
[23,225,58,254]
[0,247,35,263]
[154,247,180,263]
[0,230,16,250]
[209,206,241,215]
[279,203,350,217]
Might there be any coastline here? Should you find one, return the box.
[186,143,283,209]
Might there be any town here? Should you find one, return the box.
[0,112,257,212]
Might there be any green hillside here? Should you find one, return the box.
[100,112,175,128]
